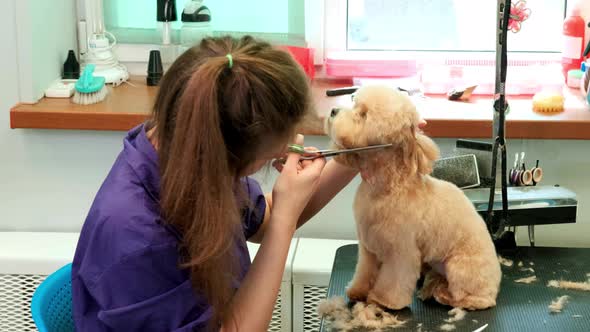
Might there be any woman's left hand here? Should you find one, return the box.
[272,147,319,173]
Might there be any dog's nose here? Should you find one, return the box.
[330,108,340,117]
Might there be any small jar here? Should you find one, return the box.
[567,69,583,88]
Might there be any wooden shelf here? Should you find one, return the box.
[10,77,590,139]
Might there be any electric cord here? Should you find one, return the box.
[83,30,129,86]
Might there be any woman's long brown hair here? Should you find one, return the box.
[149,36,311,326]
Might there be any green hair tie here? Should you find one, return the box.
[226,54,233,69]
[288,144,305,154]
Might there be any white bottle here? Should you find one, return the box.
[180,0,213,54]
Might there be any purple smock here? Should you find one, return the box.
[72,124,266,331]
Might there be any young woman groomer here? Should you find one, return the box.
[71,36,359,331]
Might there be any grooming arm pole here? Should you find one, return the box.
[486,0,514,251]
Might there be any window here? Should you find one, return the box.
[78,0,577,77]
[101,0,304,40]
[347,0,566,53]
[309,0,575,66]
[77,0,306,73]
[305,0,577,92]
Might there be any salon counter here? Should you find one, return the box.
[9,77,590,139]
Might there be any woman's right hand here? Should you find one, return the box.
[271,134,326,232]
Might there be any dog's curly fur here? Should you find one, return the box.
[325,85,501,310]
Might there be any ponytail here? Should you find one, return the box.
[152,35,311,327]
[160,56,239,326]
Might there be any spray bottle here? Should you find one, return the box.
[562,3,586,79]
[157,0,178,67]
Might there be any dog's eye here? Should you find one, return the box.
[330,108,340,117]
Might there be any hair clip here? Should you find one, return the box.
[531,160,543,186]
[509,152,519,185]
[520,161,533,186]
[512,152,526,186]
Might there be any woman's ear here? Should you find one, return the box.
[415,133,440,174]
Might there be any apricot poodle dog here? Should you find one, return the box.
[324,85,501,310]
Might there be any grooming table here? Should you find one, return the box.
[319,245,590,331]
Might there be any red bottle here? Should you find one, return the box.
[562,7,586,79]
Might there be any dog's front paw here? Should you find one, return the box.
[346,284,369,302]
[367,291,410,311]
[417,287,433,301]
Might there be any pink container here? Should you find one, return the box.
[325,52,417,77]
[281,46,315,80]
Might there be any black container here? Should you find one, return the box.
[147,50,164,86]
[62,50,80,79]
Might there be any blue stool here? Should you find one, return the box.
[30,263,75,332]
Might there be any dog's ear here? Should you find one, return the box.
[415,133,440,174]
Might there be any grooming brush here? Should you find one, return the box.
[73,64,108,105]
[432,154,481,189]
[532,91,564,113]
[455,139,493,186]
[531,160,543,185]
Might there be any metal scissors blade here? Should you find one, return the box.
[299,143,394,160]
[277,143,393,165]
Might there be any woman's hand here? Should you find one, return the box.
[418,118,427,129]
[271,134,326,232]
[271,146,319,173]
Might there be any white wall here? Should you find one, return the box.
[1,0,589,249]
[1,0,124,232]
[16,0,77,103]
